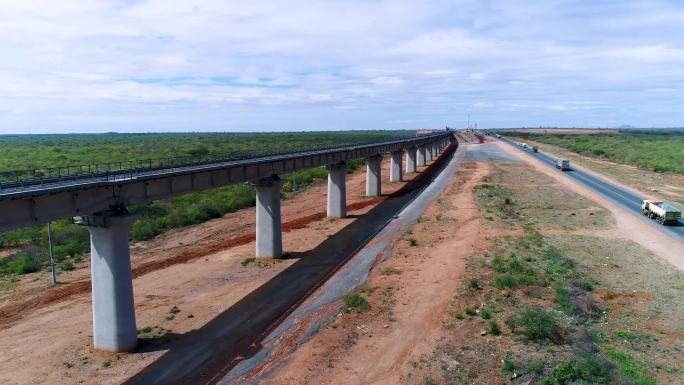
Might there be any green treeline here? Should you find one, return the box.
[0,131,412,172]
[0,131,405,276]
[503,130,684,174]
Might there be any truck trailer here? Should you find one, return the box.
[555,159,570,171]
[641,200,682,225]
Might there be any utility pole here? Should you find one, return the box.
[48,222,56,285]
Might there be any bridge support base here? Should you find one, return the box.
[390,151,403,182]
[365,155,382,197]
[255,176,283,258]
[87,213,138,352]
[326,163,347,218]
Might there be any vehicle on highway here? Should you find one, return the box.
[555,158,571,171]
[532,146,538,153]
[495,134,501,138]
[641,200,682,225]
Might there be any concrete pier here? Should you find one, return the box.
[87,213,139,352]
[405,147,417,174]
[417,146,426,167]
[326,162,347,218]
[255,176,283,258]
[426,145,433,162]
[365,155,382,197]
[389,150,403,182]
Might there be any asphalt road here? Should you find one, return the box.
[498,137,684,243]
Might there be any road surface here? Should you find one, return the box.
[498,137,684,243]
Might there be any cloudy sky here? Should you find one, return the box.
[1,0,683,133]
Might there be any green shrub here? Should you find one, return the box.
[502,353,516,373]
[516,307,562,343]
[342,293,370,313]
[465,308,477,316]
[466,278,480,292]
[59,261,75,271]
[240,257,256,266]
[555,286,574,314]
[605,348,657,385]
[528,361,543,375]
[13,254,42,274]
[489,319,501,335]
[550,355,614,384]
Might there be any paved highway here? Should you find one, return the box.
[498,137,684,242]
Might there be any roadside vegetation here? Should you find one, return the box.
[426,160,680,384]
[0,131,406,278]
[501,130,684,174]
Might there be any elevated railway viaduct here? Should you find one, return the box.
[0,131,455,352]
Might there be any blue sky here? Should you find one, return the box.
[1,0,683,133]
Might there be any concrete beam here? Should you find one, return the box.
[86,212,139,352]
[389,150,403,182]
[417,146,426,167]
[255,175,283,258]
[326,162,347,218]
[365,155,382,197]
[405,147,417,174]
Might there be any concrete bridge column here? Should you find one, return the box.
[432,144,438,158]
[389,150,403,182]
[405,147,417,174]
[86,212,139,352]
[417,146,426,167]
[326,162,347,218]
[365,155,382,197]
[255,175,283,258]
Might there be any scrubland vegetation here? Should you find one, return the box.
[432,161,676,384]
[502,130,684,174]
[0,131,409,277]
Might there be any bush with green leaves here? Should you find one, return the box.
[511,307,563,343]
[342,293,370,313]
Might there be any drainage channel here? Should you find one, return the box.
[221,146,467,384]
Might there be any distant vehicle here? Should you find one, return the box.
[555,159,570,171]
[495,134,501,138]
[521,143,529,148]
[532,146,538,153]
[641,200,682,225]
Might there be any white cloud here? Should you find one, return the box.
[0,0,683,132]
